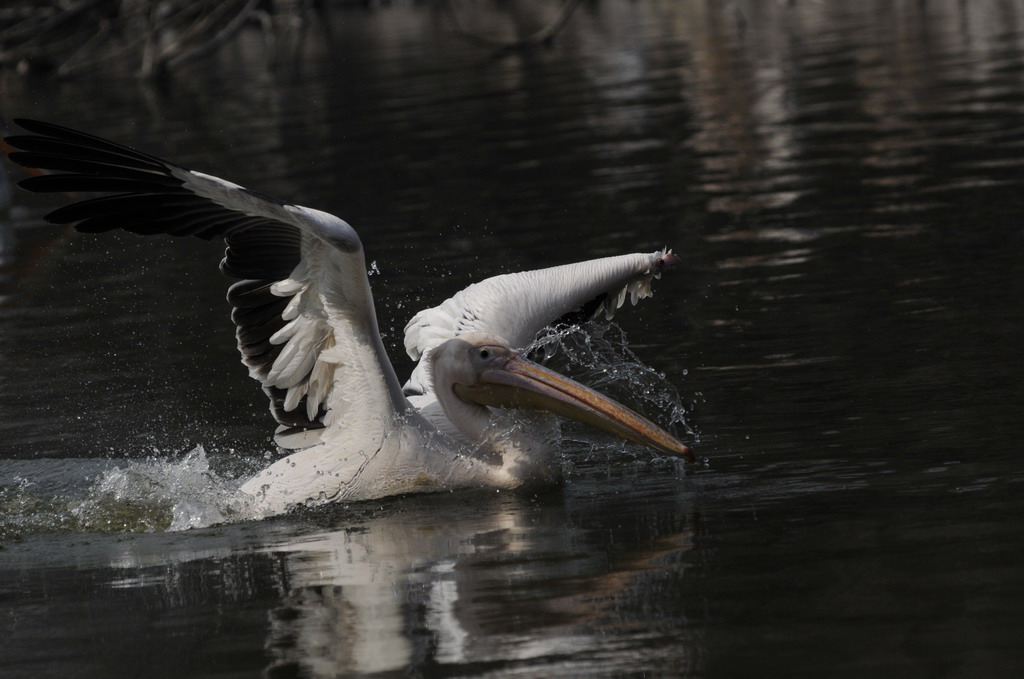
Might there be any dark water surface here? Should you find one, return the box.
[2,1,1024,677]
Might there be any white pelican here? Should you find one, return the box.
[4,119,693,515]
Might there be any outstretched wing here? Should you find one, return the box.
[402,250,679,395]
[5,119,407,448]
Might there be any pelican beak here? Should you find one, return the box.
[454,354,694,462]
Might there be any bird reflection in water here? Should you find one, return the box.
[261,494,697,676]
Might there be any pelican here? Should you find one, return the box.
[4,119,693,516]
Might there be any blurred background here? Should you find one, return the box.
[2,1,1023,677]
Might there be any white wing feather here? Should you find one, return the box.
[176,169,408,442]
[6,120,675,459]
[402,250,678,395]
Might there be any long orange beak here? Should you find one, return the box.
[454,354,694,462]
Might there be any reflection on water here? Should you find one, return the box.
[260,489,695,676]
[2,0,1024,676]
[1,476,697,678]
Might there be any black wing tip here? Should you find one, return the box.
[6,150,36,166]
[13,118,84,135]
[6,118,175,171]
[10,118,82,140]
[11,117,44,131]
[4,150,39,173]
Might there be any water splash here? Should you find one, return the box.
[75,445,256,532]
[528,324,697,456]
[0,329,694,540]
[0,446,257,540]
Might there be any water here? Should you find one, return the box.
[2,0,1024,676]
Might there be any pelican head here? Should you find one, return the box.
[4,118,697,512]
[431,333,694,462]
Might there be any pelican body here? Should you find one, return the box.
[4,119,693,516]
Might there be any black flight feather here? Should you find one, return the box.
[3,119,320,432]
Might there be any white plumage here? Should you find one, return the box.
[402,250,677,395]
[5,119,692,516]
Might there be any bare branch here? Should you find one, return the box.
[443,0,584,51]
[164,0,260,71]
[0,0,104,45]
[0,0,310,79]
